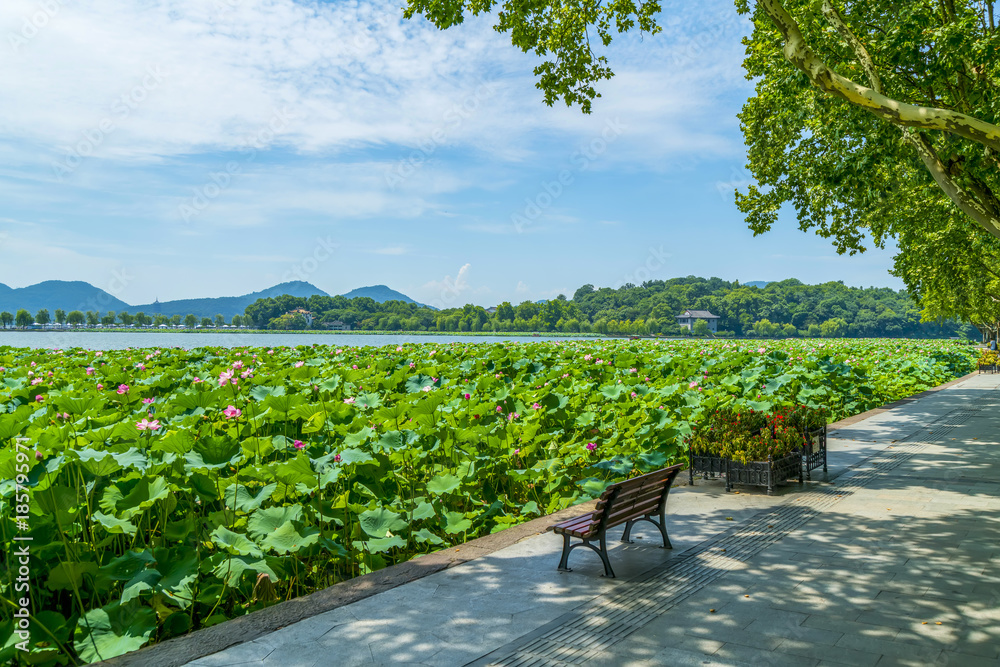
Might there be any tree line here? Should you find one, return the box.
[0,308,247,329]
[240,277,976,338]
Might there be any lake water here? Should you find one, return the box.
[0,331,599,351]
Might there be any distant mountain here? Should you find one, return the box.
[340,285,427,307]
[743,281,771,289]
[0,280,131,315]
[0,280,330,320]
[132,281,330,319]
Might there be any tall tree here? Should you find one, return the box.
[35,309,50,326]
[67,310,85,326]
[184,314,197,328]
[54,309,66,324]
[15,309,32,328]
[403,0,999,322]
[0,311,13,328]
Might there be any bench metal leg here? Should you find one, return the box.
[622,515,672,549]
[557,533,573,572]
[597,533,615,578]
[555,533,616,578]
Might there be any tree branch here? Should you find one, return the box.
[819,0,1000,239]
[759,0,1000,153]
[903,130,1000,239]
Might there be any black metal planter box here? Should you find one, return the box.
[979,364,997,374]
[802,425,828,480]
[689,450,803,495]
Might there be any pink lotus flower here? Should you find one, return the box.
[758,347,766,353]
[532,402,541,410]
[513,448,520,456]
[421,385,431,392]
[142,397,155,405]
[496,406,503,413]
[193,377,203,383]
[30,361,36,367]
[218,370,233,386]
[96,384,103,390]
[136,364,146,371]
[116,384,129,395]
[333,453,342,463]
[136,418,161,431]
[396,346,403,351]
[689,381,698,389]
[352,364,358,369]
[293,440,305,450]
[335,349,342,354]
[344,397,356,405]
[409,362,416,368]
[223,405,241,419]
[464,393,471,400]
[30,378,42,386]
[35,395,44,402]
[35,451,43,460]
[232,361,244,370]
[95,351,102,357]
[294,361,304,368]
[61,412,70,420]
[584,354,592,361]
[586,442,597,451]
[86,367,95,376]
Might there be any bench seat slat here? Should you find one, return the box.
[612,483,671,507]
[604,498,663,527]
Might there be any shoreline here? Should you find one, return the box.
[0,328,606,337]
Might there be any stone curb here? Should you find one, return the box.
[98,369,980,666]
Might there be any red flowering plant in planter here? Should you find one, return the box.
[687,404,829,493]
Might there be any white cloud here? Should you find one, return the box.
[421,263,471,309]
[515,281,530,294]
[0,0,749,170]
[373,246,407,255]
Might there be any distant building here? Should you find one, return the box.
[486,306,498,315]
[325,320,351,331]
[289,309,314,326]
[676,309,720,332]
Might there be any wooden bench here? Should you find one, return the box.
[550,464,684,578]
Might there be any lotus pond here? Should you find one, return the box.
[0,338,976,664]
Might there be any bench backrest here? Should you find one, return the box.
[578,464,684,538]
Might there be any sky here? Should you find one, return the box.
[0,0,904,310]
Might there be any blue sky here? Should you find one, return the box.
[0,0,902,309]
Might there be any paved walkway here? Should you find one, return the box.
[186,373,1000,667]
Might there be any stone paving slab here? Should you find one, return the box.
[146,372,1000,667]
